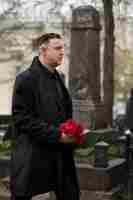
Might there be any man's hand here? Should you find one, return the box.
[60,133,75,143]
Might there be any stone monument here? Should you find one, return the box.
[69,6,106,128]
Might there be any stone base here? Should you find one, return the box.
[76,158,127,191]
[80,186,123,200]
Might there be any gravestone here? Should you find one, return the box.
[69,6,105,128]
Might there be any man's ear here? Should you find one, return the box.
[39,46,45,55]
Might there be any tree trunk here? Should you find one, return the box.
[102,0,115,126]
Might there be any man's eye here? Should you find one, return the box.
[55,47,61,50]
[55,47,63,50]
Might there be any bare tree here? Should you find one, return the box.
[102,0,132,126]
[102,0,115,126]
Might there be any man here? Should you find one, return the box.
[10,33,80,200]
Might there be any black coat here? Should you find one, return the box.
[10,57,79,196]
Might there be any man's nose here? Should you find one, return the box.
[61,49,64,55]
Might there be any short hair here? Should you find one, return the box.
[32,33,62,50]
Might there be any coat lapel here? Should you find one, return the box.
[29,56,72,120]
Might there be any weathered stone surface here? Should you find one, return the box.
[69,6,101,102]
[72,99,105,129]
[69,6,106,128]
[80,189,118,200]
[94,141,109,168]
[76,158,127,191]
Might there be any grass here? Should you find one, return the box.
[74,143,121,165]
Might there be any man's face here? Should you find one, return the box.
[43,38,64,67]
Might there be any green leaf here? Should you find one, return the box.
[79,133,97,148]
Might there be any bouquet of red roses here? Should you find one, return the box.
[59,119,84,144]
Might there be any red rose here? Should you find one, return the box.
[59,119,77,136]
[59,119,84,144]
[75,135,83,145]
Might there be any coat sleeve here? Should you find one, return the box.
[12,73,60,144]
